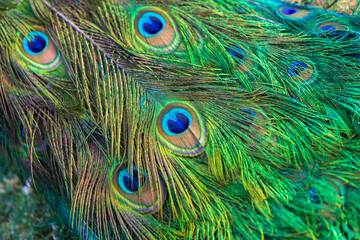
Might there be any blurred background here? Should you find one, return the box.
[0,155,77,240]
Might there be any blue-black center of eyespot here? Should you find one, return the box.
[228,47,246,61]
[27,35,47,54]
[143,16,164,35]
[321,25,336,32]
[308,188,321,204]
[138,12,166,38]
[282,7,297,15]
[123,169,143,193]
[167,113,190,134]
[288,62,307,77]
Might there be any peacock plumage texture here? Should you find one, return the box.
[0,0,360,239]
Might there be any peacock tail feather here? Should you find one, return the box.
[0,0,360,239]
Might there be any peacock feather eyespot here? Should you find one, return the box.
[228,46,254,74]
[157,103,206,155]
[134,7,180,52]
[287,62,307,77]
[316,21,358,42]
[111,164,166,213]
[287,60,315,83]
[228,47,246,62]
[277,6,311,20]
[282,7,297,16]
[320,25,336,32]
[316,21,348,32]
[18,27,62,71]
[308,188,321,204]
[315,21,349,38]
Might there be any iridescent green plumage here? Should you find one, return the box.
[0,0,360,239]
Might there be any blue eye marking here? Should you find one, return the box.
[320,25,336,32]
[308,188,320,204]
[138,12,166,38]
[118,166,146,194]
[282,7,298,16]
[287,62,307,77]
[23,31,49,55]
[162,108,193,136]
[228,47,246,61]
